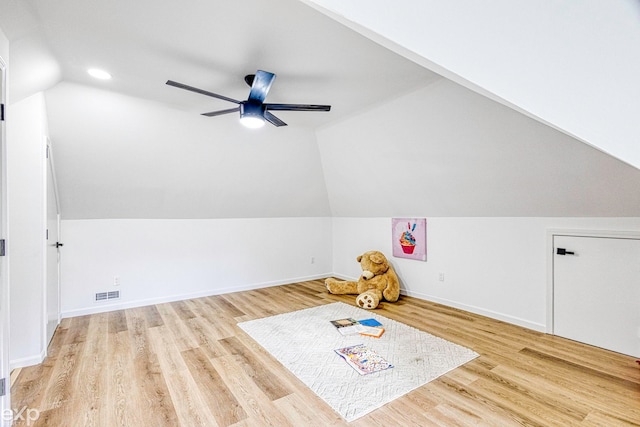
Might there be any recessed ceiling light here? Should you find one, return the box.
[87,68,112,80]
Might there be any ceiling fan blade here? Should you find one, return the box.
[166,80,241,104]
[264,111,287,127]
[247,70,276,104]
[201,107,240,117]
[265,103,331,112]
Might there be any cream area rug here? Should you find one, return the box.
[238,302,479,421]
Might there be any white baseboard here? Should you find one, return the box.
[400,288,546,332]
[324,276,545,331]
[326,273,358,281]
[60,272,545,333]
[10,349,46,370]
[61,273,332,318]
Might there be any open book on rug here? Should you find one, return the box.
[335,344,393,375]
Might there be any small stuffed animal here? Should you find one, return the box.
[325,250,400,309]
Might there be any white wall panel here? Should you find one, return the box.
[60,217,333,317]
[331,217,640,332]
[7,92,48,367]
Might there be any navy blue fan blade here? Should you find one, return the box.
[264,111,287,127]
[248,70,276,103]
[201,107,240,117]
[166,80,241,104]
[265,103,331,111]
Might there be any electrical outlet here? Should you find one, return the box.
[439,273,445,282]
[114,276,120,286]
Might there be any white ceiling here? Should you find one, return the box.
[304,0,640,170]
[0,0,444,219]
[3,0,640,219]
[1,0,440,127]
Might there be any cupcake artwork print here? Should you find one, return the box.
[392,218,426,261]
[399,224,417,254]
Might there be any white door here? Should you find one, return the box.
[45,140,61,346]
[553,234,640,357]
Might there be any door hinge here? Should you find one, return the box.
[0,239,5,256]
[0,377,5,397]
[1,103,4,121]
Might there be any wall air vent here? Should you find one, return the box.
[95,290,120,302]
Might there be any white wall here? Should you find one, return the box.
[58,216,640,333]
[331,217,640,331]
[7,92,48,367]
[60,217,333,317]
[304,0,640,170]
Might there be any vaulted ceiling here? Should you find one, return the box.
[1,0,639,219]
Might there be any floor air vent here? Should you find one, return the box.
[95,290,120,302]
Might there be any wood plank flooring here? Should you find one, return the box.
[10,279,640,426]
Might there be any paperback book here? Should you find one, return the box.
[358,326,385,338]
[357,318,383,327]
[330,318,364,335]
[334,344,393,375]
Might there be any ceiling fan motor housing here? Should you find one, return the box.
[240,101,265,118]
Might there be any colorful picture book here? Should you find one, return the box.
[334,344,393,375]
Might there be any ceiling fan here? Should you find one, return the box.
[166,70,331,128]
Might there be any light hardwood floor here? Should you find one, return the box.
[10,279,640,426]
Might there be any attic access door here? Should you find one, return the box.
[552,232,640,357]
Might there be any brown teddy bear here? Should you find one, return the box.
[325,250,400,309]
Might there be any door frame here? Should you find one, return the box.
[0,55,9,425]
[546,228,640,335]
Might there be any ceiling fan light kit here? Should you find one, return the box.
[239,102,266,128]
[167,70,331,128]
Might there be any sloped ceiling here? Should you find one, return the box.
[303,0,640,170]
[1,0,639,219]
[46,82,334,219]
[0,0,438,219]
[318,79,640,217]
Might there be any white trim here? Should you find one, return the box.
[41,135,47,359]
[400,288,546,333]
[61,273,332,318]
[323,273,546,332]
[546,231,555,334]
[547,228,640,240]
[0,54,10,425]
[9,350,46,370]
[46,138,61,214]
[546,228,640,335]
